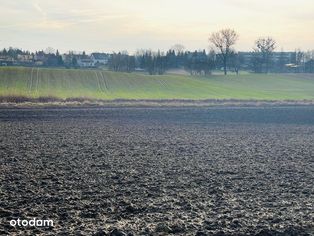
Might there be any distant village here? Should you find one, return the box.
[0,48,109,68]
[0,47,314,74]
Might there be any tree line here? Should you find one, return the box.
[108,49,215,75]
[107,29,314,75]
[1,29,314,74]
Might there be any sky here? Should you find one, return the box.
[0,0,313,53]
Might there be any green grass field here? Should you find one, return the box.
[0,66,314,101]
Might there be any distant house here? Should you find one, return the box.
[17,54,33,62]
[34,51,46,61]
[0,56,14,66]
[16,54,34,66]
[34,51,47,65]
[237,51,295,71]
[91,53,109,66]
[77,55,94,68]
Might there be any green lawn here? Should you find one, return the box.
[0,66,314,100]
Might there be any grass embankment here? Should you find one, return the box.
[0,66,314,102]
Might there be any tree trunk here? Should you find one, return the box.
[223,56,227,75]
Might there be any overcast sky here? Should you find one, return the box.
[0,0,313,53]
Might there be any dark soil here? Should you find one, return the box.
[0,107,313,235]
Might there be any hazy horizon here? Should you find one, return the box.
[1,0,314,53]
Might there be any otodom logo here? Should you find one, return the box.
[10,218,54,227]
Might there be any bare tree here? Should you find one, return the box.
[209,29,239,75]
[295,49,305,72]
[254,37,276,73]
[45,47,55,54]
[171,44,185,55]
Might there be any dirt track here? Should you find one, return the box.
[0,107,313,235]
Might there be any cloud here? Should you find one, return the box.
[0,0,313,51]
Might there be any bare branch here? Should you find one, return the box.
[209,29,239,75]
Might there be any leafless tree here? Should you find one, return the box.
[254,37,276,73]
[45,47,55,54]
[295,49,305,64]
[209,29,239,75]
[171,44,185,55]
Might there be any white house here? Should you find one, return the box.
[77,57,94,67]
[91,53,109,66]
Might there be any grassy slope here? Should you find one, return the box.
[0,66,314,100]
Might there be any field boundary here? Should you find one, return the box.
[1,96,314,108]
